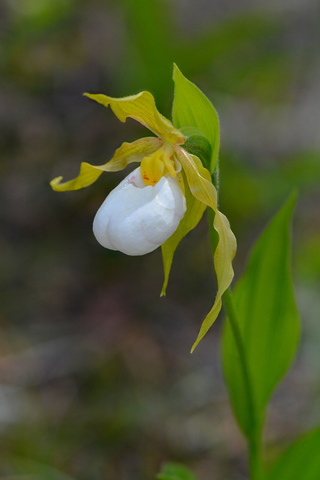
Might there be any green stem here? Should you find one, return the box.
[222,289,255,419]
[249,434,263,480]
[208,168,263,478]
[208,217,263,479]
[222,288,263,479]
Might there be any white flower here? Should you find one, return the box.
[93,167,187,255]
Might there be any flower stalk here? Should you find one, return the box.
[222,288,263,480]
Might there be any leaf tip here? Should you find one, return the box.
[173,63,183,81]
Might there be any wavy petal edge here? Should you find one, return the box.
[50,137,161,191]
[174,147,237,352]
[84,91,185,145]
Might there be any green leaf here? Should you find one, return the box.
[172,64,220,172]
[221,192,300,438]
[266,427,320,480]
[161,170,207,296]
[156,462,196,480]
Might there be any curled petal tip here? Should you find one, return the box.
[50,176,63,190]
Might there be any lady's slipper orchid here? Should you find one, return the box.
[50,90,236,351]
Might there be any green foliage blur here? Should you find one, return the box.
[0,0,319,479]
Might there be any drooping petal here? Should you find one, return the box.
[93,167,187,256]
[161,170,207,296]
[50,137,161,191]
[84,91,185,145]
[175,147,237,352]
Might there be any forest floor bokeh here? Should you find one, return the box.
[1,0,320,478]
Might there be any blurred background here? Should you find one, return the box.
[0,0,320,478]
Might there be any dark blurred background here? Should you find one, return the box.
[0,0,320,478]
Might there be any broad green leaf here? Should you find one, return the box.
[221,192,300,438]
[266,427,320,480]
[161,170,207,296]
[172,65,220,172]
[157,462,196,480]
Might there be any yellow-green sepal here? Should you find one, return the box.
[161,169,207,296]
[50,137,161,191]
[174,147,237,352]
[84,91,185,145]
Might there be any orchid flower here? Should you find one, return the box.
[50,83,236,351]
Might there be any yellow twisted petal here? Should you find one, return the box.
[175,147,237,352]
[84,91,185,145]
[50,137,161,192]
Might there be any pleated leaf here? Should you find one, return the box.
[221,192,300,437]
